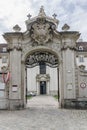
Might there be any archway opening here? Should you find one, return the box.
[25,51,59,108]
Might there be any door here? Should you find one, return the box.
[40,81,46,94]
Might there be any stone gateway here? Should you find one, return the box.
[1,6,87,110]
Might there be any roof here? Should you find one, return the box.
[76,42,87,51]
[0,43,7,53]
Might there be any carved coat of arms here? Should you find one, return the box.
[31,22,52,45]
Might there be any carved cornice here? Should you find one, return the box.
[3,32,23,43]
[60,31,80,41]
[60,31,80,52]
[7,45,22,52]
[61,46,77,51]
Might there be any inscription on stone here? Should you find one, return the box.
[12,85,18,92]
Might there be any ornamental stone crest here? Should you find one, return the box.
[26,6,59,45]
[30,22,52,45]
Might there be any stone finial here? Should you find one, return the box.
[52,13,57,19]
[62,24,70,31]
[38,6,46,17]
[13,24,21,32]
[27,13,32,19]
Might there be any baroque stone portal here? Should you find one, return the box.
[2,6,87,110]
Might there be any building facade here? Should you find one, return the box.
[0,6,87,109]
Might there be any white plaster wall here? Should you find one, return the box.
[27,66,39,92]
[46,66,58,92]
[27,65,58,94]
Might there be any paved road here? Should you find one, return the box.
[0,96,87,130]
[27,95,59,108]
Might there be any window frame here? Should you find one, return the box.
[39,62,46,74]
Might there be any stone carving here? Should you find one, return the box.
[7,43,22,51]
[79,65,85,70]
[36,74,50,82]
[25,51,58,68]
[13,24,21,32]
[25,6,59,45]
[62,24,70,31]
[1,66,8,73]
[30,22,53,45]
[52,13,57,19]
[61,32,80,50]
[27,13,32,19]
[38,6,46,17]
[61,40,76,50]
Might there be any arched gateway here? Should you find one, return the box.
[25,50,59,95]
[3,6,80,110]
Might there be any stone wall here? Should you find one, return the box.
[63,67,87,109]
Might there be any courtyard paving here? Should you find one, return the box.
[0,96,87,130]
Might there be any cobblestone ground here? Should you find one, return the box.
[0,96,87,130]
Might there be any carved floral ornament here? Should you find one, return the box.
[25,51,58,68]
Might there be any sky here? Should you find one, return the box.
[0,0,87,43]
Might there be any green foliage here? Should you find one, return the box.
[26,95,32,99]
[53,95,59,100]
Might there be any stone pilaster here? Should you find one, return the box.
[3,32,23,109]
[61,31,80,107]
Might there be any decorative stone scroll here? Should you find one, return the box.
[25,51,58,68]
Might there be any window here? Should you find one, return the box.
[2,47,7,52]
[39,62,46,74]
[79,55,84,62]
[2,56,7,63]
[79,46,83,51]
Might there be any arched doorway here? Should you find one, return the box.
[25,50,59,106]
